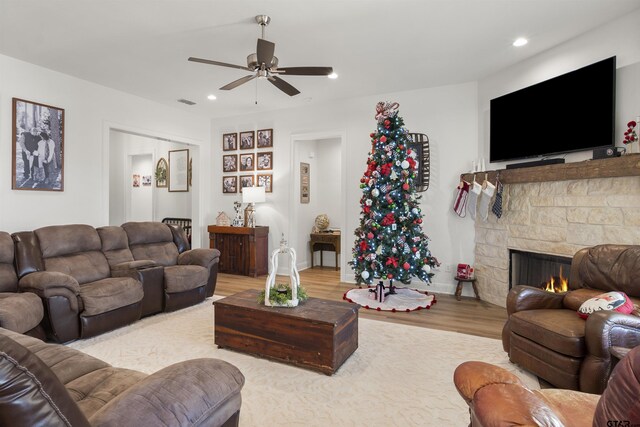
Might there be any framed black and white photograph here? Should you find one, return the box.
[223,154,238,172]
[257,174,272,193]
[12,98,65,191]
[239,153,255,171]
[142,175,152,186]
[257,151,273,170]
[257,128,273,148]
[169,149,189,192]
[223,133,237,151]
[240,175,254,192]
[240,131,255,150]
[222,176,237,193]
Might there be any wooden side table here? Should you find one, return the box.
[207,225,269,277]
[310,231,340,270]
[455,276,479,301]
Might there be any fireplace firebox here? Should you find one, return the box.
[509,250,572,292]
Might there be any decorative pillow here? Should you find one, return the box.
[577,291,634,319]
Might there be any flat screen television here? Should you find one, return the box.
[490,56,616,163]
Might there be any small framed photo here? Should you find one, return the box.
[257,151,273,170]
[142,175,152,186]
[257,174,273,193]
[257,129,273,148]
[240,175,255,192]
[222,176,237,193]
[223,154,238,172]
[240,131,255,150]
[223,133,237,151]
[239,153,255,171]
[133,174,141,188]
[12,98,65,191]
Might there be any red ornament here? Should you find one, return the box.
[380,213,396,226]
[384,119,390,126]
[417,218,423,224]
[370,132,375,138]
[385,257,398,268]
[364,206,371,214]
[412,247,418,252]
[359,241,367,252]
[402,183,409,190]
[399,145,404,149]
[367,232,374,239]
[387,273,393,279]
[360,177,366,183]
[403,262,410,270]
[380,136,387,143]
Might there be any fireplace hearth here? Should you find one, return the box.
[509,250,572,291]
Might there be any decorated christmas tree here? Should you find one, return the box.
[350,102,438,293]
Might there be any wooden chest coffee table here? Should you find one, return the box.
[214,289,360,375]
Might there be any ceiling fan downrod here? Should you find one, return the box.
[255,15,271,39]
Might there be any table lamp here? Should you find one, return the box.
[242,186,266,227]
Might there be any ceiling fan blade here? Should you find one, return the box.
[256,38,275,66]
[188,57,252,71]
[268,76,300,96]
[220,75,257,90]
[277,66,333,76]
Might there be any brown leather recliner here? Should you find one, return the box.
[0,327,244,426]
[122,222,220,312]
[502,245,640,394]
[13,224,145,343]
[453,345,640,426]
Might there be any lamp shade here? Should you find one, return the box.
[243,186,266,204]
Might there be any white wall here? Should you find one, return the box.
[479,8,640,169]
[0,54,211,247]
[293,139,318,269]
[211,82,479,293]
[129,154,153,222]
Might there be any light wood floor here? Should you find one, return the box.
[215,267,508,340]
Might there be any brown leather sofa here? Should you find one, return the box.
[0,232,44,338]
[13,224,145,343]
[502,245,640,394]
[453,345,640,426]
[0,327,244,426]
[122,221,220,311]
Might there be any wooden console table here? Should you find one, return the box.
[207,225,269,277]
[310,231,340,270]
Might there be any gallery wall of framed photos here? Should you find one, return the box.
[222,128,273,194]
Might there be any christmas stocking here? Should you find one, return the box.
[467,181,482,220]
[453,181,470,217]
[492,180,504,219]
[479,180,496,221]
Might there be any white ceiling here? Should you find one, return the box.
[1,0,639,118]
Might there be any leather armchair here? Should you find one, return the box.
[453,345,640,426]
[0,328,244,426]
[502,245,640,394]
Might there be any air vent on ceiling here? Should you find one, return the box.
[177,98,196,105]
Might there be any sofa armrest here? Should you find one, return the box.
[111,260,157,271]
[178,248,221,269]
[89,358,244,427]
[585,311,640,357]
[18,272,80,312]
[506,285,565,315]
[453,361,524,404]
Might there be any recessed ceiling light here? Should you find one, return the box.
[327,72,338,79]
[513,37,528,47]
[207,94,217,100]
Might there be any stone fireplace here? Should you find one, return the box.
[509,250,572,291]
[470,156,640,307]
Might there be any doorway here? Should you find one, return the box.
[289,131,347,280]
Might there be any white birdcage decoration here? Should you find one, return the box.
[264,235,301,307]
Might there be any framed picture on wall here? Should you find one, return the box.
[169,149,189,192]
[223,154,238,172]
[257,174,272,193]
[257,128,273,148]
[155,157,168,187]
[12,98,65,191]
[300,162,310,203]
[240,131,255,150]
[223,133,237,151]
[239,153,255,171]
[257,151,273,170]
[240,175,254,192]
[222,176,237,193]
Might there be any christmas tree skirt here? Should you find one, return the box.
[343,287,436,312]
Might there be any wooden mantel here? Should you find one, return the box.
[461,153,640,184]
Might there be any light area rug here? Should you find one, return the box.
[344,287,435,311]
[68,298,538,427]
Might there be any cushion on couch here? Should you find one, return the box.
[79,278,144,316]
[0,292,44,333]
[164,265,208,293]
[577,291,634,319]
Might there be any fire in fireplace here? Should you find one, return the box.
[509,250,572,291]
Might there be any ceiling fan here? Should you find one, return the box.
[188,15,333,96]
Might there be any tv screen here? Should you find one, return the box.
[490,56,616,163]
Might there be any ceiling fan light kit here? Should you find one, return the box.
[188,15,333,97]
